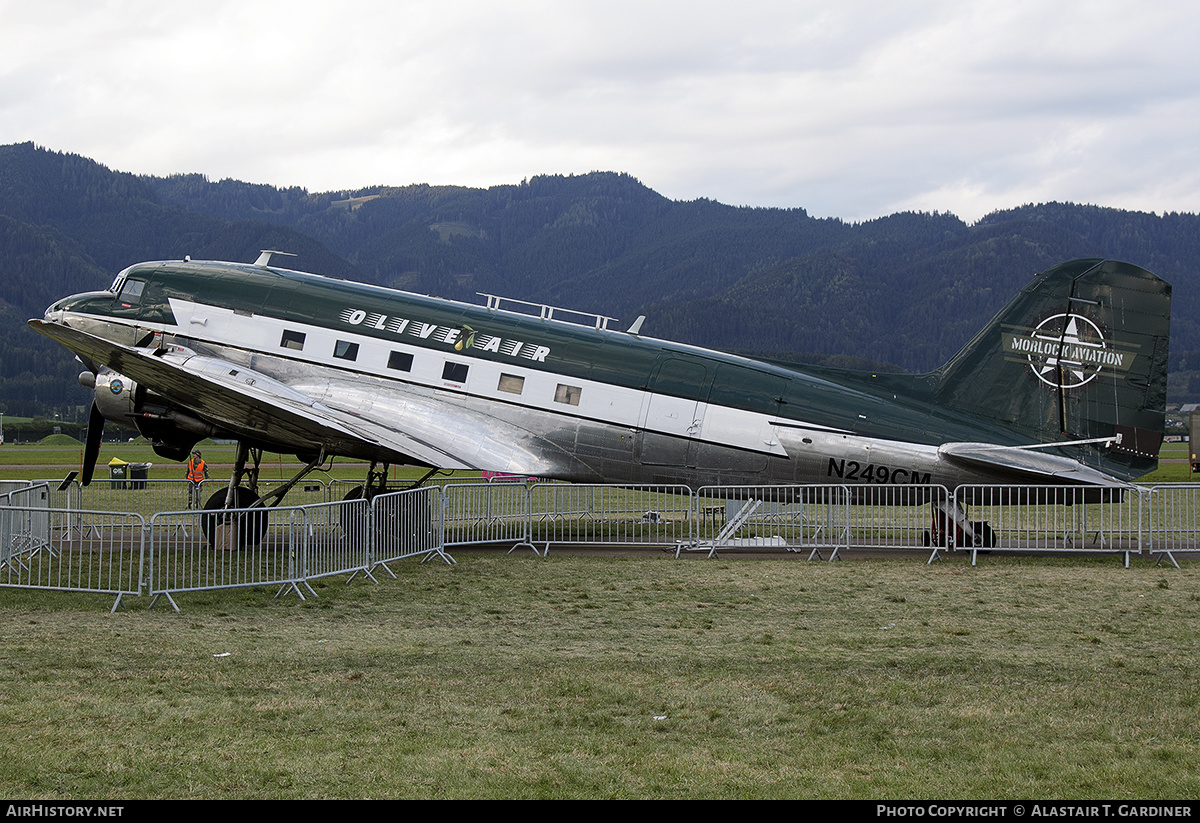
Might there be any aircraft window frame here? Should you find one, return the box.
[118,279,146,305]
[109,266,135,293]
[280,330,306,351]
[387,351,414,372]
[497,374,525,395]
[333,340,360,361]
[442,361,469,383]
[554,384,582,406]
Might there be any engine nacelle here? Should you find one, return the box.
[84,368,219,460]
[87,369,141,425]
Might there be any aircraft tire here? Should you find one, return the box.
[201,486,268,549]
[341,485,370,547]
[972,521,996,548]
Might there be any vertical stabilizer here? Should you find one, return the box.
[933,259,1170,480]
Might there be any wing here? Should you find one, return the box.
[30,320,580,475]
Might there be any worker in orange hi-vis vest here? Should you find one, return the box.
[185,449,209,509]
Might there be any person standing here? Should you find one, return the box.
[186,449,209,508]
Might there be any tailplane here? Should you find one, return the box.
[932,259,1170,480]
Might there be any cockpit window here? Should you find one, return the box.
[109,265,136,293]
[118,279,146,305]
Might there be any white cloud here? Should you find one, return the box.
[2,0,1199,221]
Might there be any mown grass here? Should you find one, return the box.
[1,554,1198,799]
[0,439,475,484]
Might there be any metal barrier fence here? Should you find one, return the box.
[148,504,308,610]
[1143,484,1200,568]
[296,498,373,583]
[1,480,40,500]
[442,482,535,552]
[847,484,952,556]
[11,480,1200,611]
[687,484,852,558]
[950,485,1144,566]
[0,504,145,612]
[529,483,693,553]
[146,497,405,609]
[40,478,333,519]
[372,487,453,569]
[3,482,51,509]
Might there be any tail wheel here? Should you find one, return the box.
[201,486,268,549]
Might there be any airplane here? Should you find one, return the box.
[28,252,1169,545]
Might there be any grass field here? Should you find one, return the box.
[2,441,1200,799]
[1,555,1197,799]
[0,439,471,484]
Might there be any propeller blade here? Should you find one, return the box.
[81,402,104,486]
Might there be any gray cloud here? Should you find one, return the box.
[2,0,1198,221]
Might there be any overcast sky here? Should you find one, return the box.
[3,0,1198,223]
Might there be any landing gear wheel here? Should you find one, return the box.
[201,486,268,549]
[341,485,370,546]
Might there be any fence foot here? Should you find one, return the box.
[148,592,180,613]
[1153,550,1180,569]
[346,568,380,585]
[421,548,457,565]
[274,581,308,600]
[370,562,398,579]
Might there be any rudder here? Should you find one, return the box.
[933,259,1170,480]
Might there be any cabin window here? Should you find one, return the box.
[387,351,413,372]
[498,374,525,395]
[280,330,306,351]
[554,384,582,406]
[334,340,359,361]
[442,362,469,383]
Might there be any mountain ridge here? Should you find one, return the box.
[3,141,1197,422]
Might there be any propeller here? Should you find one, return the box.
[81,401,104,486]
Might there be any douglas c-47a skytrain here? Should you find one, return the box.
[30,253,1170,523]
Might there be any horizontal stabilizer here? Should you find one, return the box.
[938,442,1135,488]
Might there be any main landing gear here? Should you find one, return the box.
[199,443,442,549]
[339,463,442,547]
[200,442,329,549]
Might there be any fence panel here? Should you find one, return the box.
[528,483,693,553]
[687,485,850,558]
[148,505,303,610]
[371,487,450,567]
[75,478,197,519]
[441,483,533,551]
[296,498,373,582]
[0,505,145,611]
[1144,484,1200,567]
[0,481,37,500]
[951,485,1143,565]
[844,484,952,556]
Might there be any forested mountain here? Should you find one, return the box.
[2,140,1198,423]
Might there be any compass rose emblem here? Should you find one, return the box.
[1024,313,1107,389]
